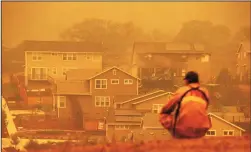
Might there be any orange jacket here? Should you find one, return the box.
[161,83,211,138]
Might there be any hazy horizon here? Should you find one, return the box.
[2,2,250,47]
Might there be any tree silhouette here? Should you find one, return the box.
[174,20,231,48]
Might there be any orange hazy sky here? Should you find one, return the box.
[2,2,250,47]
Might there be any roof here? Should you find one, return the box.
[114,110,142,116]
[107,109,143,124]
[132,92,173,105]
[208,113,245,132]
[133,42,209,54]
[115,116,142,123]
[88,66,140,80]
[56,80,90,95]
[66,69,101,81]
[118,90,166,105]
[18,40,104,52]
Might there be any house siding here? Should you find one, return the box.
[106,125,141,141]
[27,96,53,106]
[209,116,243,136]
[90,68,138,96]
[25,52,102,83]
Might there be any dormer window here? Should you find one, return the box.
[113,69,117,75]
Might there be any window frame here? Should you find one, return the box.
[223,130,234,136]
[124,79,133,85]
[95,79,107,89]
[95,96,110,107]
[32,52,42,61]
[115,125,130,130]
[62,53,77,61]
[206,130,216,136]
[113,69,117,75]
[58,96,66,108]
[52,67,57,75]
[30,67,48,80]
[111,79,119,84]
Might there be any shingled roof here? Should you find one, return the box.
[18,40,104,52]
[133,42,208,54]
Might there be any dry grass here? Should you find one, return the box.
[17,136,250,152]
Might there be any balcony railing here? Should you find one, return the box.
[28,74,48,80]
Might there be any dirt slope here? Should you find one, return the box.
[17,136,250,152]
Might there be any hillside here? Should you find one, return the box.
[3,136,250,152]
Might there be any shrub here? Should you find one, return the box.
[24,139,40,150]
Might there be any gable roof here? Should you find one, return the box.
[66,69,101,81]
[19,40,104,52]
[133,42,209,54]
[132,92,174,105]
[118,90,165,105]
[208,113,245,132]
[88,66,140,80]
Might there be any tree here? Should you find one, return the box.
[60,18,150,53]
[233,25,250,42]
[174,20,231,47]
[216,68,232,86]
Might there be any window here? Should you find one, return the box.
[124,79,133,85]
[62,53,77,61]
[111,79,119,84]
[181,69,186,76]
[30,67,47,80]
[51,53,58,56]
[95,79,107,89]
[58,96,66,108]
[115,125,129,130]
[152,104,164,113]
[201,55,210,63]
[113,69,117,75]
[32,52,42,61]
[206,130,216,136]
[98,122,104,130]
[223,130,234,136]
[95,96,110,107]
[52,67,57,75]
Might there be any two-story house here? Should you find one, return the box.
[23,40,104,87]
[22,40,104,107]
[54,67,140,130]
[105,90,173,141]
[131,42,211,87]
[236,41,250,83]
